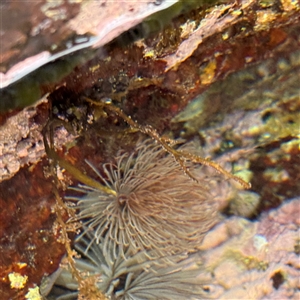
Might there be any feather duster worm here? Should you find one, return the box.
[48,229,209,300]
[67,139,218,259]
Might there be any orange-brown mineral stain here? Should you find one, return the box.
[0,162,65,298]
[268,28,288,48]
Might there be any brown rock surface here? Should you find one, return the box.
[0,0,299,298]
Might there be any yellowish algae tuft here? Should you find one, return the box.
[25,287,42,300]
[8,272,28,289]
[200,59,217,85]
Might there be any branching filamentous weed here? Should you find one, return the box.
[85,97,251,189]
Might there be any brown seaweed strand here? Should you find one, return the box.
[85,97,251,189]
